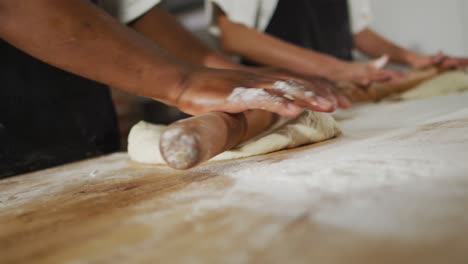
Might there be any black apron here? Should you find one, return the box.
[249,0,354,63]
[0,41,120,178]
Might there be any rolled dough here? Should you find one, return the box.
[400,70,468,100]
[128,110,341,164]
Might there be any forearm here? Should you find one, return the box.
[217,16,347,78]
[131,7,241,70]
[0,0,187,101]
[354,28,419,65]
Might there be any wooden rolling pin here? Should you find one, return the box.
[160,110,276,170]
[339,68,439,103]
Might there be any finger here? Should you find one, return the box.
[285,85,338,110]
[355,73,390,87]
[453,57,468,66]
[378,69,406,84]
[268,80,337,111]
[226,87,303,117]
[308,80,341,106]
[440,59,460,71]
[301,96,336,112]
[352,75,372,87]
[321,92,339,108]
[370,55,389,70]
[432,51,446,65]
[254,97,304,117]
[343,86,370,102]
[337,94,352,108]
[440,57,468,70]
[389,70,407,79]
[335,82,367,103]
[236,78,334,113]
[369,71,393,83]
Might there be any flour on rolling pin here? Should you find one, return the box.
[159,127,199,169]
[128,110,340,166]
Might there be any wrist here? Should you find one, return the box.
[203,52,241,70]
[322,60,352,80]
[140,59,193,104]
[403,51,425,67]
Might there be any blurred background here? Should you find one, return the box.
[370,0,468,56]
[163,0,468,55]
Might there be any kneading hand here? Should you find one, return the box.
[333,56,406,87]
[244,67,351,109]
[169,67,337,117]
[409,51,468,71]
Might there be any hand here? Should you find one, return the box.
[170,67,337,117]
[336,73,408,103]
[245,67,351,109]
[438,56,468,71]
[408,51,446,69]
[300,75,352,109]
[332,56,405,87]
[408,51,468,71]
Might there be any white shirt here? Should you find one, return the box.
[206,0,372,34]
[97,0,161,23]
[350,0,373,33]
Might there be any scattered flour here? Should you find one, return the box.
[227,87,282,105]
[89,170,99,178]
[3,92,468,251]
[0,153,131,211]
[160,127,198,168]
[273,80,305,95]
[143,91,468,242]
[228,80,311,105]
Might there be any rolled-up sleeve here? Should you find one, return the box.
[205,0,278,34]
[206,0,260,31]
[98,0,161,23]
[349,0,373,34]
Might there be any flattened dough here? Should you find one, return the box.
[128,110,341,164]
[400,70,468,100]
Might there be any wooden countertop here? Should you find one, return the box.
[2,92,468,264]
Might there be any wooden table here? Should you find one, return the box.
[2,92,468,264]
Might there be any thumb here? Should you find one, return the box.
[370,55,390,70]
[431,51,446,65]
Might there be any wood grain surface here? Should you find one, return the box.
[2,92,468,264]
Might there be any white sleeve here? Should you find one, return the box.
[98,0,161,24]
[205,0,260,35]
[257,0,279,32]
[349,0,373,34]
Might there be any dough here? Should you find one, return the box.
[128,110,341,164]
[400,70,468,100]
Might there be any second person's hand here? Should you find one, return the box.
[332,56,405,87]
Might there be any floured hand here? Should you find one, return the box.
[171,67,336,117]
[247,67,351,109]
